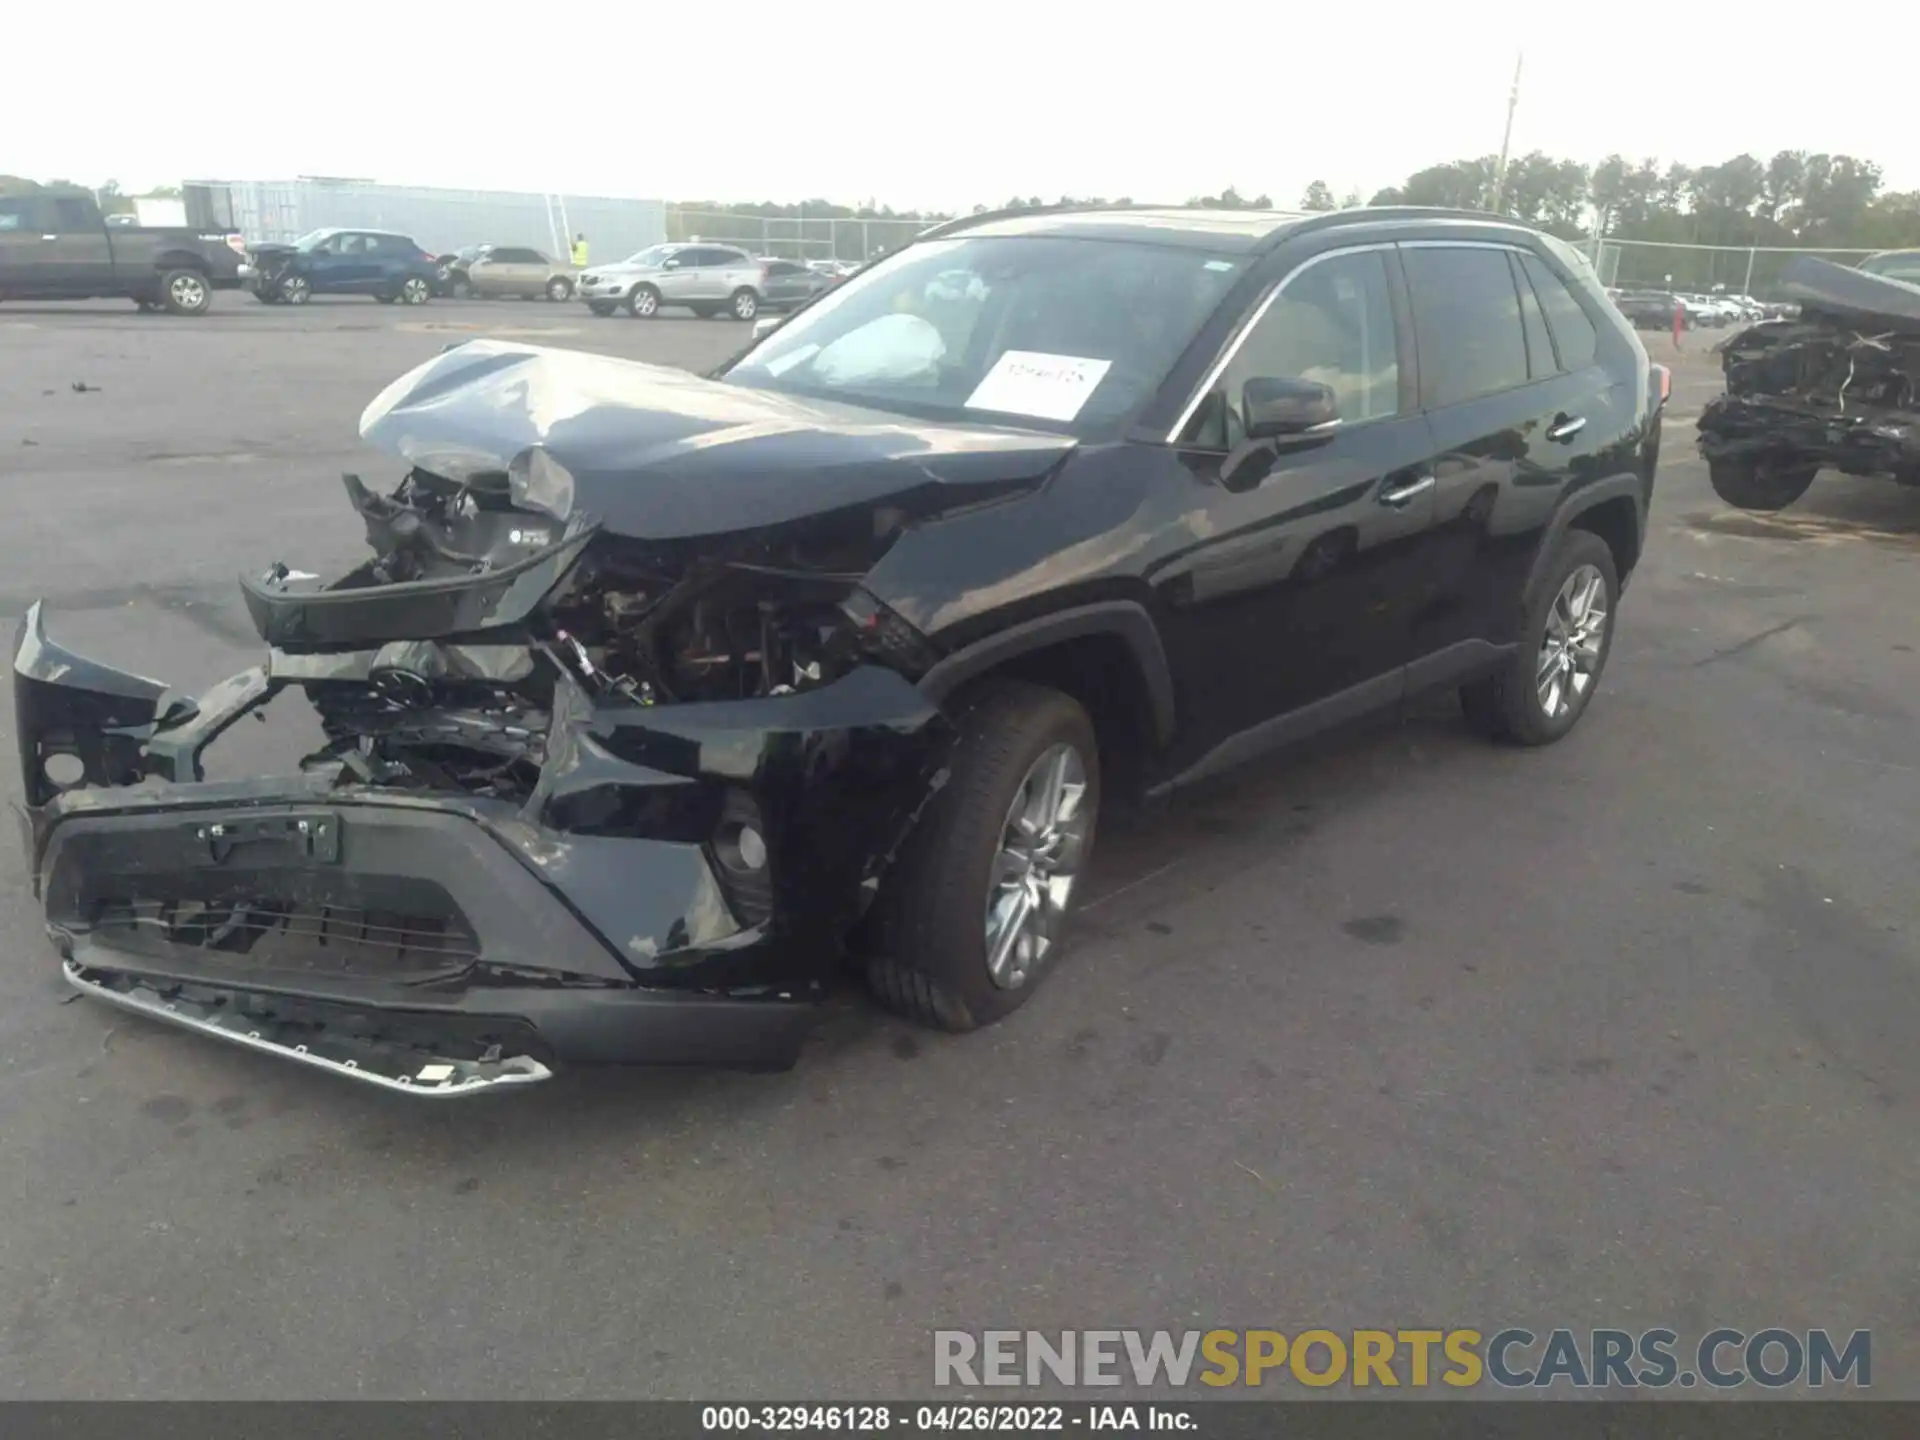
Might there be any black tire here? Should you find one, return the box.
[545,277,571,301]
[864,678,1101,1032]
[587,302,615,317]
[1460,529,1618,747]
[1707,453,1816,511]
[628,283,661,318]
[158,268,212,315]
[449,276,472,299]
[729,286,760,321]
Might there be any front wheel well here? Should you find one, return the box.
[1568,495,1641,582]
[954,633,1158,801]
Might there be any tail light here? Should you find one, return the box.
[1650,363,1672,410]
[225,234,248,257]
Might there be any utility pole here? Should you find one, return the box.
[1489,50,1524,213]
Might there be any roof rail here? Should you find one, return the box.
[913,200,1179,242]
[912,201,1536,253]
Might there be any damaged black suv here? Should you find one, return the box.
[1699,256,1920,509]
[14,206,1665,1094]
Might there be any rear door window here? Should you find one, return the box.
[1401,245,1531,409]
[1519,252,1600,372]
[50,196,97,232]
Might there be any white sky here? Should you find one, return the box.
[7,1,1915,212]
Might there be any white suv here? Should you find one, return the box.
[575,243,768,320]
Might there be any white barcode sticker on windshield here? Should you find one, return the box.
[965,350,1113,422]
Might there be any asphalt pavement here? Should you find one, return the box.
[0,297,1916,1399]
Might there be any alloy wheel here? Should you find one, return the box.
[169,274,207,311]
[402,278,429,305]
[984,742,1091,990]
[631,287,659,317]
[1536,563,1608,720]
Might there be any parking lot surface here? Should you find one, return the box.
[1,299,1916,1398]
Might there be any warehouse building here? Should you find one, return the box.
[182,177,667,261]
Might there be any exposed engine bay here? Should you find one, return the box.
[278,465,933,806]
[1698,256,1920,482]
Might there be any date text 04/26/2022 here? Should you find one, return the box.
[701,1404,1192,1431]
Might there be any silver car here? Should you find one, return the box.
[575,242,769,320]
[456,246,577,300]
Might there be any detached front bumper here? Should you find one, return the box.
[14,605,949,1093]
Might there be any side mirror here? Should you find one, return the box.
[751,316,783,343]
[1218,378,1341,492]
[1242,377,1340,441]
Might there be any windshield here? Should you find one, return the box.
[725,236,1246,432]
[622,244,677,267]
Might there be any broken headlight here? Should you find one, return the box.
[838,587,939,676]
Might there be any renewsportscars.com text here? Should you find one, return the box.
[933,1328,1871,1390]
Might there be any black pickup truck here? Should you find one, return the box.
[0,190,249,314]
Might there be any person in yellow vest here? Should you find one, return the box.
[570,233,588,268]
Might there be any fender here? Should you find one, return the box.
[916,600,1177,748]
[151,248,211,273]
[1524,472,1647,600]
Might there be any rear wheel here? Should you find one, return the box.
[865,679,1101,1032]
[160,268,211,315]
[1460,530,1618,747]
[545,276,571,301]
[399,276,431,305]
[729,286,760,321]
[628,284,661,318]
[1707,453,1816,511]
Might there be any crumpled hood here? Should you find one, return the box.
[357,339,1075,540]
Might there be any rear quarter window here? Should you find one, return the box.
[1520,252,1599,371]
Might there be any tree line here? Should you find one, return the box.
[1332,149,1916,253]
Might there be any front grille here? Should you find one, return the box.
[94,895,478,980]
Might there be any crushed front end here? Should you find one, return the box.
[15,464,955,1093]
[1698,256,1920,484]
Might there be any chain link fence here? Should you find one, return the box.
[664,209,934,262]
[1590,237,1880,299]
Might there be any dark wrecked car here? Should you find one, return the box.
[14,205,1664,1095]
[1698,256,1920,510]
